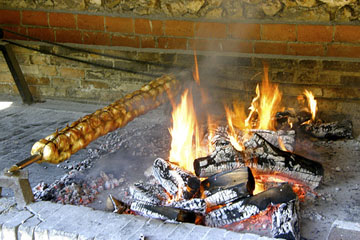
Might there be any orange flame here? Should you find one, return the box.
[255,63,282,130]
[303,90,317,121]
[169,90,197,172]
[169,89,209,173]
[225,62,282,151]
[193,49,200,85]
[225,104,245,152]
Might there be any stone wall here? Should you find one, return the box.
[1,0,360,22]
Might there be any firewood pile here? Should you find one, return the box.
[104,127,324,240]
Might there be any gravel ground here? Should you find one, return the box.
[0,94,359,240]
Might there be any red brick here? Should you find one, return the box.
[189,39,222,51]
[165,20,194,37]
[56,29,82,44]
[222,40,253,53]
[0,10,20,25]
[158,37,187,50]
[83,32,110,45]
[135,19,163,35]
[22,11,48,26]
[254,42,288,55]
[298,25,333,42]
[327,44,360,58]
[140,36,156,48]
[78,14,104,31]
[288,43,325,56]
[3,26,27,40]
[334,25,360,43]
[49,12,76,29]
[28,27,55,41]
[261,24,296,41]
[111,35,140,48]
[195,22,227,38]
[105,17,133,33]
[228,23,260,40]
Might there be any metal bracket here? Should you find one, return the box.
[0,169,34,209]
[0,40,34,104]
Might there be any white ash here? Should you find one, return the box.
[271,199,300,240]
[33,169,123,206]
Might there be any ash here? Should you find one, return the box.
[32,106,173,208]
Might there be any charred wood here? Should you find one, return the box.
[202,167,254,206]
[106,194,129,214]
[271,199,300,240]
[205,186,250,207]
[152,158,200,200]
[170,198,206,214]
[205,184,296,228]
[275,110,311,129]
[202,167,254,196]
[194,138,244,178]
[244,133,323,189]
[130,202,195,223]
[246,129,296,152]
[129,182,168,205]
[302,120,352,140]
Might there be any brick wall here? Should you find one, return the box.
[0,9,359,135]
[1,10,360,57]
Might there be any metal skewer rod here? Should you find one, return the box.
[7,154,42,173]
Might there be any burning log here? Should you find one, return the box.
[130,201,195,223]
[129,182,168,205]
[246,129,296,152]
[202,167,253,195]
[302,120,352,140]
[202,167,254,207]
[244,133,323,189]
[152,158,200,200]
[169,198,206,214]
[29,74,180,164]
[271,199,300,240]
[205,184,296,228]
[193,136,244,178]
[275,110,312,129]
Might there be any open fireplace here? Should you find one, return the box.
[16,57,354,240]
[1,1,360,240]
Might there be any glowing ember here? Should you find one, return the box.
[303,90,317,122]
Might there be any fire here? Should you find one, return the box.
[227,63,282,133]
[303,90,317,122]
[225,104,245,152]
[250,63,282,130]
[193,49,200,85]
[169,90,197,172]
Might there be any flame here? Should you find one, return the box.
[169,90,197,172]
[193,49,200,85]
[225,105,245,152]
[169,89,209,173]
[278,137,288,152]
[225,63,282,151]
[303,90,317,121]
[254,63,282,130]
